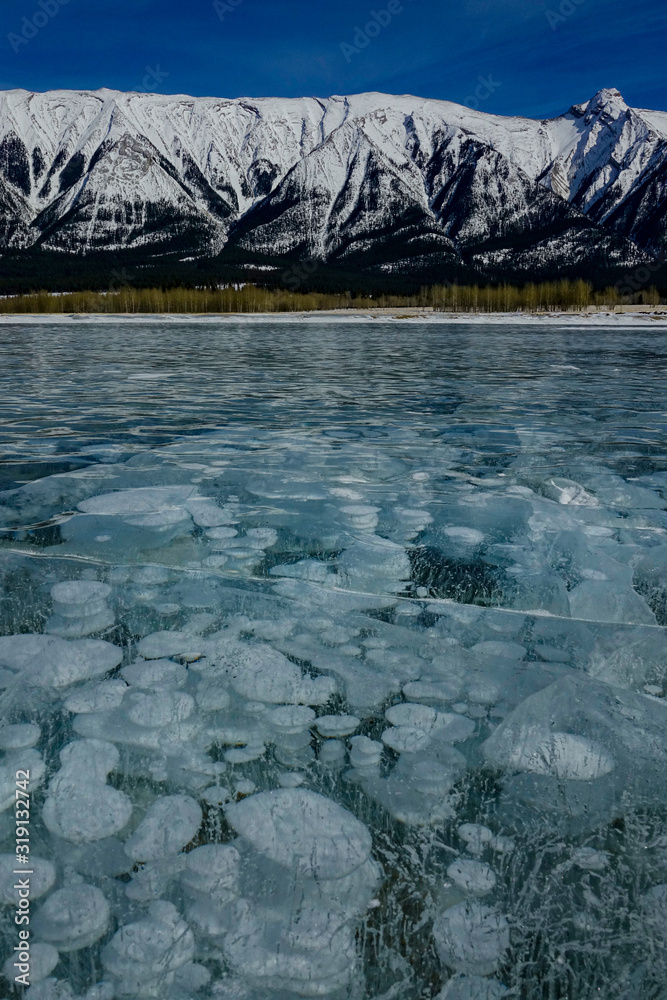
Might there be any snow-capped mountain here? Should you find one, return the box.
[0,87,664,282]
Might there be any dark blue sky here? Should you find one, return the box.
[1,0,665,118]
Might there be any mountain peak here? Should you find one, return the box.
[594,87,625,102]
[570,87,628,119]
[0,87,663,277]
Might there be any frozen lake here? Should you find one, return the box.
[0,320,666,1000]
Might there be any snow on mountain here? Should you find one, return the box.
[0,86,663,280]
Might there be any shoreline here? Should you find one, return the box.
[0,308,666,326]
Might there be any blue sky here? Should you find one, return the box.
[0,0,665,118]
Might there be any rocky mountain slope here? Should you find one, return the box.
[0,86,664,283]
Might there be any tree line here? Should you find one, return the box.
[0,280,662,314]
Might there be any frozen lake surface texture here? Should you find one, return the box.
[0,320,666,1000]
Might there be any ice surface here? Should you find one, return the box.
[356,745,466,825]
[101,900,195,997]
[3,942,59,984]
[47,581,115,637]
[227,644,336,705]
[447,859,497,896]
[490,729,615,780]
[641,883,667,935]
[226,788,371,879]
[433,901,510,976]
[436,976,509,999]
[136,630,204,659]
[78,487,198,515]
[33,884,110,951]
[0,722,40,748]
[0,634,123,688]
[0,854,55,903]
[0,324,665,999]
[43,739,133,843]
[458,825,494,853]
[315,714,360,737]
[124,795,202,861]
[381,726,433,753]
[483,673,667,832]
[0,748,45,809]
[50,581,111,608]
[221,900,362,995]
[121,658,188,689]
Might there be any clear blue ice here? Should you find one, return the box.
[0,320,666,1000]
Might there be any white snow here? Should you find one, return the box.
[1,312,666,327]
[0,85,663,264]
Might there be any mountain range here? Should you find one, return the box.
[1,86,666,288]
